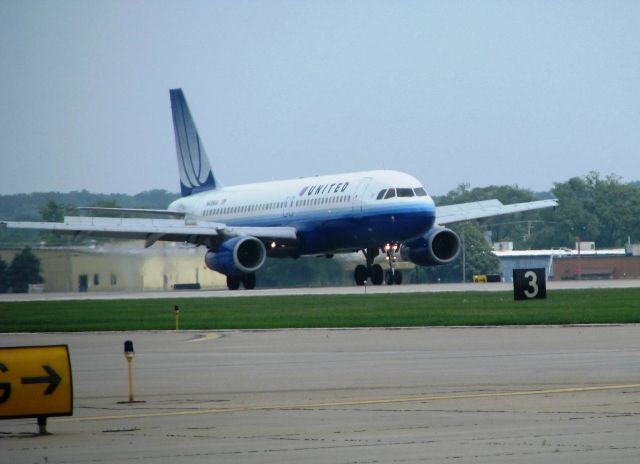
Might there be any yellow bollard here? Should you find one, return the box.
[124,340,135,402]
[118,340,145,404]
[174,305,180,330]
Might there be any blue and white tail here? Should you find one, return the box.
[170,88,218,196]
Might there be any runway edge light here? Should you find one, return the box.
[119,340,145,405]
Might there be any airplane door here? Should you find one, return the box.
[352,177,372,216]
[283,196,294,217]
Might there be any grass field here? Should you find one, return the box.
[1,288,639,332]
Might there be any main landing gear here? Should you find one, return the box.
[354,245,402,286]
[227,273,256,290]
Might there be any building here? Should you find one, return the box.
[0,242,226,292]
[493,242,639,282]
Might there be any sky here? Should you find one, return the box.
[1,1,639,197]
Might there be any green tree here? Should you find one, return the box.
[7,246,44,293]
[414,222,500,283]
[0,256,8,293]
[258,257,351,287]
[436,183,537,206]
[435,184,544,248]
[38,200,77,245]
[528,172,640,249]
[40,199,76,222]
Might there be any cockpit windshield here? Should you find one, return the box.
[376,186,428,200]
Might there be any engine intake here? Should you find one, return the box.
[205,236,267,276]
[400,227,461,266]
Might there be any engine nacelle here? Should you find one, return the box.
[400,227,461,266]
[205,236,267,276]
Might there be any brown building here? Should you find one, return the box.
[0,242,226,292]
[553,255,640,280]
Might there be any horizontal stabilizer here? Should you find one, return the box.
[78,207,186,218]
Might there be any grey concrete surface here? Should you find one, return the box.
[1,278,639,302]
[1,326,639,463]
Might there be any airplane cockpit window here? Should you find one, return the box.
[384,188,396,199]
[396,188,415,197]
[376,189,387,200]
[413,187,427,196]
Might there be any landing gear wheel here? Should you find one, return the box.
[394,270,403,285]
[385,270,394,285]
[354,265,368,286]
[226,275,240,290]
[371,264,384,285]
[242,273,256,290]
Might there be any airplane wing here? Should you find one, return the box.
[436,199,557,225]
[1,216,298,249]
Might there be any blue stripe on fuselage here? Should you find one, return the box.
[214,202,435,255]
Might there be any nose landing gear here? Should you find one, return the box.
[353,245,402,286]
[384,243,403,285]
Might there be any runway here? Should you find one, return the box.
[1,326,639,463]
[2,278,640,302]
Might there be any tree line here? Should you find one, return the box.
[1,172,638,287]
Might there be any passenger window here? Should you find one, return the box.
[397,188,414,197]
[376,189,387,200]
[384,188,396,199]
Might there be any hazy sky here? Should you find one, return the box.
[1,1,638,197]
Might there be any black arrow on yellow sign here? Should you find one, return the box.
[21,365,61,395]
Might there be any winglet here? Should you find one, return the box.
[170,88,218,196]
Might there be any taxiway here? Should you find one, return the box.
[1,326,639,463]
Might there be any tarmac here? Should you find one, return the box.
[1,278,639,301]
[1,325,639,463]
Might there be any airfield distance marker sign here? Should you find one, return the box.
[0,345,73,434]
[513,268,547,300]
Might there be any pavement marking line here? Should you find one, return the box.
[187,333,221,343]
[56,383,640,423]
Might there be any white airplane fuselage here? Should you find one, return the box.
[169,169,436,255]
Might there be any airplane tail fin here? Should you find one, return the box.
[170,88,218,196]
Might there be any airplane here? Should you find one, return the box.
[2,89,557,290]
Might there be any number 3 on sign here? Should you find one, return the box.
[524,270,539,298]
[513,268,546,300]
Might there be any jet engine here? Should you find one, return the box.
[400,227,461,266]
[205,236,267,276]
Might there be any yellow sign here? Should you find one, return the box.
[0,345,73,419]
